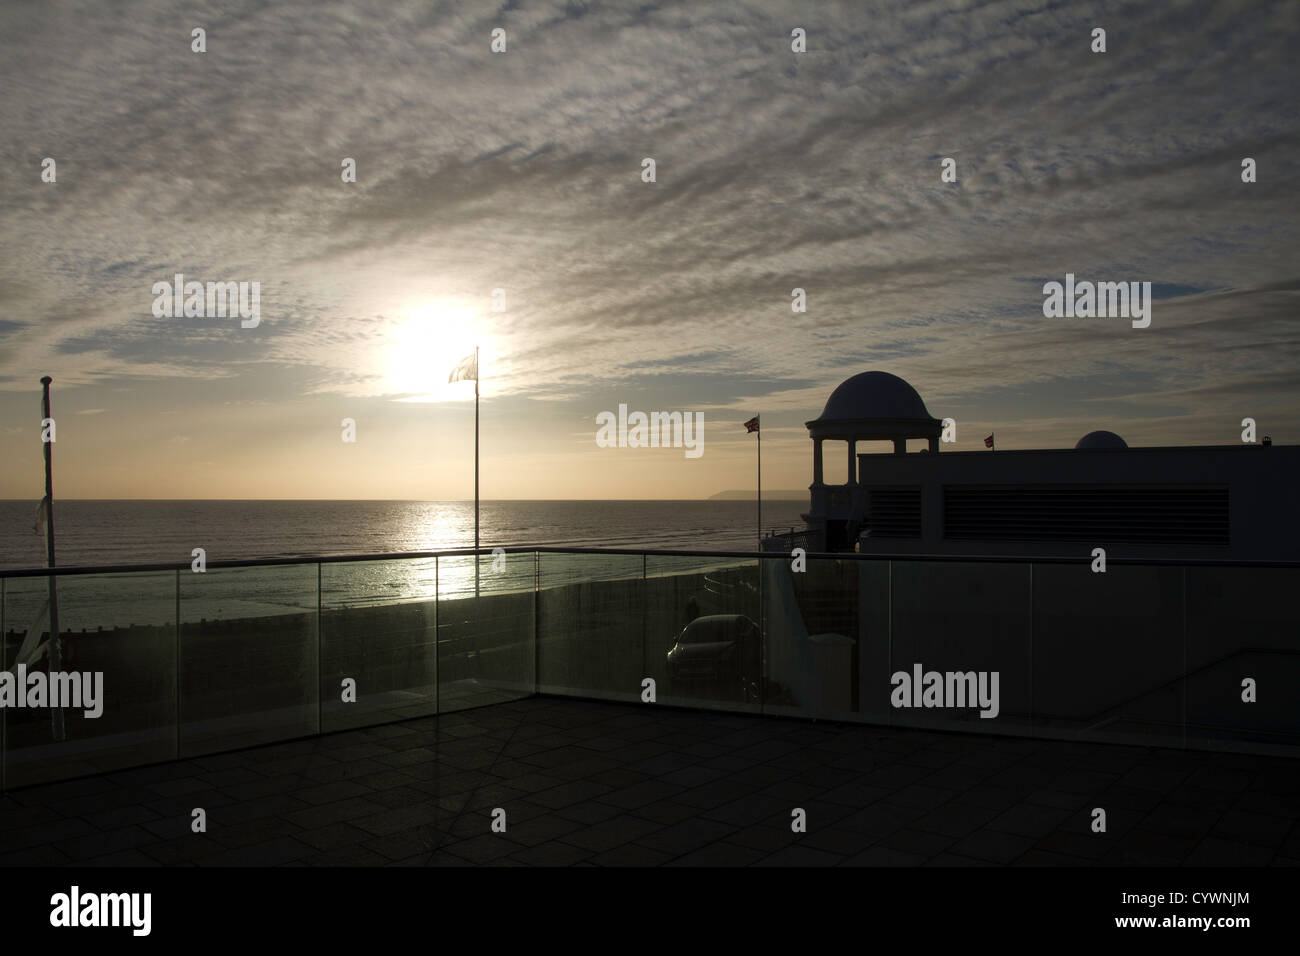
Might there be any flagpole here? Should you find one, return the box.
[474,345,480,598]
[40,376,66,741]
[756,416,762,551]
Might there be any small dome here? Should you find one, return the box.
[1075,430,1128,450]
[815,371,934,423]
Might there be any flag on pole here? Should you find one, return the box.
[448,348,482,594]
[745,416,761,549]
[984,433,995,448]
[448,352,478,383]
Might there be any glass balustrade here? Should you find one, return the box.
[1,551,1295,789]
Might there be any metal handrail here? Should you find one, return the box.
[2,545,1299,578]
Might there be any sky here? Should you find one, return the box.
[0,0,1297,499]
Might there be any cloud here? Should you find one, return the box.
[0,0,1296,465]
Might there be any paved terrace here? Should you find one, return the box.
[1,697,1298,867]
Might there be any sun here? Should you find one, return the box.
[385,300,480,399]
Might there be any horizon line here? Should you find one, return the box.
[0,495,811,503]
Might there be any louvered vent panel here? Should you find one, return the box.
[943,485,1229,546]
[865,485,922,538]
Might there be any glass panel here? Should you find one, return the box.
[647,555,760,712]
[321,558,438,732]
[436,553,535,713]
[536,552,644,702]
[3,571,177,788]
[1032,563,1183,748]
[178,563,318,757]
[1185,566,1299,756]
[888,561,1032,736]
[763,555,883,722]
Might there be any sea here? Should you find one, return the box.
[0,499,808,570]
[0,499,808,629]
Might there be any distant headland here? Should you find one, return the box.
[708,490,807,500]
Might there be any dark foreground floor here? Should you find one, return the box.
[1,696,1298,866]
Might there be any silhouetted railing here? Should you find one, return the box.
[1,548,1296,789]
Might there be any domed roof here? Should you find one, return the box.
[1075,430,1128,450]
[814,371,934,423]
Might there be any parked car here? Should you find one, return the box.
[666,614,760,683]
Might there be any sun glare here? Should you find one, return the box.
[385,301,481,399]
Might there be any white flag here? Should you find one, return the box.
[448,352,478,383]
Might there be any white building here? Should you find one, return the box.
[790,370,1297,561]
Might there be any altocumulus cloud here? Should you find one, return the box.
[0,0,1296,451]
